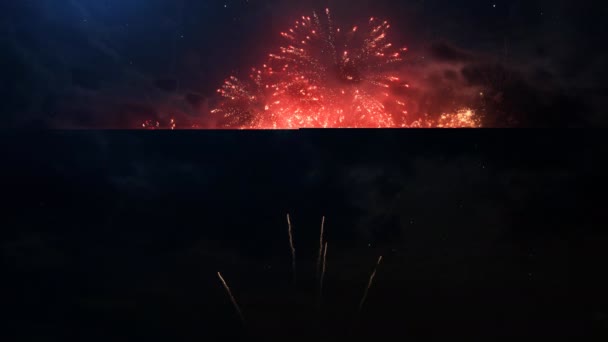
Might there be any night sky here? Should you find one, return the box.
[1,0,607,127]
[2,130,608,340]
[1,1,608,341]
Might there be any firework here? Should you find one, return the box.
[287,214,296,284]
[212,9,481,129]
[141,119,161,129]
[437,108,482,128]
[409,108,482,128]
[358,256,383,314]
[217,272,246,326]
[317,216,325,280]
[319,242,328,300]
[140,117,195,130]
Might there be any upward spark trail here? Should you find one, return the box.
[217,272,246,326]
[319,242,328,300]
[359,256,383,314]
[287,214,296,284]
[317,216,325,280]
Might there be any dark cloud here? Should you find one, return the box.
[154,79,179,93]
[2,233,68,270]
[392,35,598,127]
[429,42,474,63]
[340,157,506,246]
[185,93,203,107]
[461,62,590,127]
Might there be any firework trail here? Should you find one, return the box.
[217,272,246,326]
[319,242,328,301]
[212,8,481,129]
[287,214,296,284]
[317,216,325,280]
[358,256,383,314]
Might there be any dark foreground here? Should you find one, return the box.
[1,130,607,341]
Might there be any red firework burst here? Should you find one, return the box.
[212,8,481,129]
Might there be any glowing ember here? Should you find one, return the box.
[437,108,481,128]
[409,108,482,128]
[141,118,178,130]
[142,120,161,130]
[211,9,481,129]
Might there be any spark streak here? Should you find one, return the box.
[320,242,328,299]
[317,216,325,280]
[358,256,383,314]
[287,214,296,284]
[217,272,246,326]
